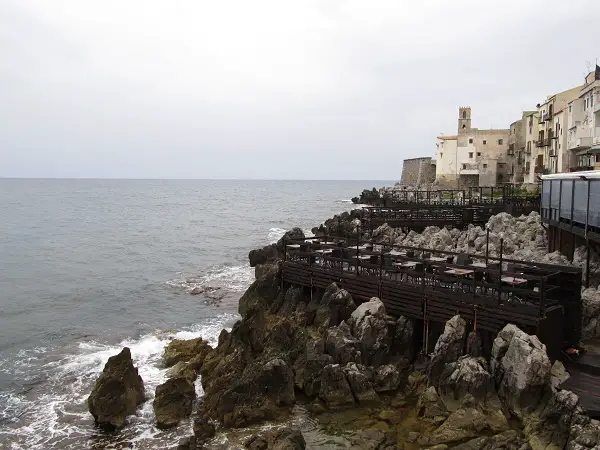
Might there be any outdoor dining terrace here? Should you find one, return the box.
[281,234,582,356]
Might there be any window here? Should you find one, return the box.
[462,124,466,129]
[483,140,487,145]
[498,139,503,145]
[584,99,587,111]
[477,152,481,156]
[469,152,473,158]
[498,163,505,168]
[440,152,443,159]
[483,164,488,168]
[592,95,594,107]
[468,138,473,144]
[462,111,467,119]
[462,164,467,170]
[569,105,572,113]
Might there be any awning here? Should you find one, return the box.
[576,146,600,155]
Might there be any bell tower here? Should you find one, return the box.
[458,107,472,134]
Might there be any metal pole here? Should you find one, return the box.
[586,244,591,288]
[585,179,591,237]
[485,229,490,264]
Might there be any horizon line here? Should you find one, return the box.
[0,176,395,182]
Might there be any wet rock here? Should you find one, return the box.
[318,364,355,409]
[405,371,428,398]
[153,376,196,429]
[465,331,482,357]
[309,284,356,329]
[372,363,403,393]
[390,315,415,360]
[343,363,379,404]
[452,430,528,450]
[293,338,333,398]
[248,228,305,267]
[416,386,449,425]
[427,315,466,385]
[348,297,390,366]
[165,361,196,381]
[494,325,551,419]
[87,347,145,430]
[193,417,216,445]
[582,285,600,339]
[550,360,570,390]
[163,337,212,368]
[325,322,361,365]
[438,356,494,401]
[244,427,306,450]
[429,394,509,445]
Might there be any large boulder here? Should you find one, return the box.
[427,315,466,385]
[293,338,333,398]
[325,322,361,365]
[239,263,282,317]
[493,325,551,419]
[318,364,355,409]
[153,376,196,429]
[245,427,306,450]
[343,363,379,405]
[87,347,145,430]
[416,386,449,425]
[193,417,216,446]
[429,394,509,445]
[308,283,356,330]
[348,297,390,366]
[581,285,600,339]
[211,358,295,428]
[248,228,305,267]
[372,363,403,393]
[451,430,528,450]
[438,356,494,402]
[163,337,212,368]
[390,315,415,361]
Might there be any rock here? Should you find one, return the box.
[390,315,415,361]
[429,394,509,445]
[309,284,357,329]
[582,285,600,339]
[490,323,521,378]
[318,364,355,409]
[245,427,306,450]
[550,360,570,390]
[494,325,551,419]
[427,315,466,385]
[465,331,482,357]
[348,297,390,366]
[87,347,145,430]
[405,371,428,398]
[193,417,216,445]
[165,361,196,381]
[372,363,402,393]
[249,244,278,267]
[452,430,528,450]
[163,337,212,368]
[153,376,196,429]
[438,356,494,401]
[325,322,361,365]
[214,358,295,428]
[416,386,449,425]
[293,338,333,398]
[343,363,379,404]
[239,262,282,317]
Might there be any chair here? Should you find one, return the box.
[422,252,431,259]
[456,252,472,266]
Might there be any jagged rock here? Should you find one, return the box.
[490,323,521,378]
[390,315,415,360]
[567,418,600,449]
[405,371,428,397]
[153,376,196,429]
[427,315,466,385]
[438,356,494,401]
[319,364,355,408]
[494,325,551,419]
[348,429,397,449]
[213,358,295,428]
[309,284,357,329]
[417,386,449,425]
[165,361,196,381]
[550,360,570,390]
[193,417,216,445]
[325,322,361,365]
[582,285,600,339]
[248,228,305,267]
[293,338,333,398]
[429,394,509,445]
[452,430,528,450]
[348,297,390,366]
[372,363,403,393]
[163,337,212,368]
[343,363,379,404]
[239,262,282,318]
[87,347,145,430]
[244,427,306,450]
[465,331,483,357]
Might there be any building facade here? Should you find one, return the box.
[435,107,510,187]
[567,70,600,171]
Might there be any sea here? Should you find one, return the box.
[0,179,388,449]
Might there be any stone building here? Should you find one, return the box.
[435,107,510,188]
[507,111,536,185]
[400,157,436,186]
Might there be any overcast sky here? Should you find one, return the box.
[1,0,599,180]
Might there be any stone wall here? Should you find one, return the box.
[401,157,436,186]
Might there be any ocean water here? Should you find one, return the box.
[0,179,387,449]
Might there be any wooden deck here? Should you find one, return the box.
[561,338,600,418]
[281,236,582,357]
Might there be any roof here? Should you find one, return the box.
[541,170,600,180]
[437,135,457,140]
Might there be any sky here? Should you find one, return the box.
[1,0,599,180]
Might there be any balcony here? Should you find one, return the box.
[459,163,479,175]
[544,112,552,122]
[536,139,544,147]
[570,166,595,172]
[570,137,593,150]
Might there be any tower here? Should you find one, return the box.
[458,107,472,134]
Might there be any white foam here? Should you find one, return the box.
[268,227,287,243]
[0,313,238,449]
[167,263,255,296]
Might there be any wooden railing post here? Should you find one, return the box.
[539,276,546,316]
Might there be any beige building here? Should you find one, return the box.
[435,107,510,187]
[567,70,600,171]
[507,111,537,184]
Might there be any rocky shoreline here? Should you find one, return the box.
[87,208,600,449]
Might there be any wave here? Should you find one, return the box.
[0,313,238,449]
[166,263,255,298]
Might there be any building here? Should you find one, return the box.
[507,111,536,184]
[532,85,583,175]
[435,107,510,187]
[567,70,600,171]
[400,157,436,186]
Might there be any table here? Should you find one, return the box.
[355,255,371,261]
[320,241,336,246]
[428,257,447,262]
[389,250,407,256]
[394,261,419,268]
[445,268,474,276]
[469,262,488,268]
[286,244,301,249]
[501,276,528,286]
[314,249,333,254]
